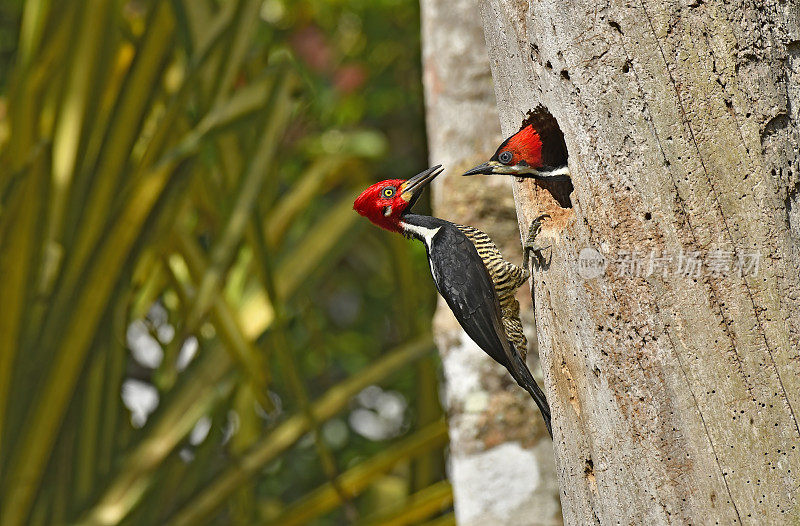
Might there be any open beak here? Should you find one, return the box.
[462,160,505,176]
[400,164,444,209]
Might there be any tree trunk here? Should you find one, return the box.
[420,1,562,524]
[479,0,800,523]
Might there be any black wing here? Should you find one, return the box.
[522,105,568,169]
[428,225,552,437]
[428,226,514,369]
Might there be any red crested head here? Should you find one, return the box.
[353,165,444,233]
[494,124,543,168]
[462,105,569,177]
[353,178,409,232]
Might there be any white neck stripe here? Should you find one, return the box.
[400,222,440,246]
[521,165,570,176]
[535,165,570,176]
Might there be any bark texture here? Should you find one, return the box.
[479,0,800,523]
[420,0,562,524]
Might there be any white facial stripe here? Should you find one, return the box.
[383,206,392,216]
[534,165,571,176]
[505,164,570,176]
[400,222,441,247]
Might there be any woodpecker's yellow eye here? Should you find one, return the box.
[382,187,395,198]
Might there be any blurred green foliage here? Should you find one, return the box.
[0,1,448,524]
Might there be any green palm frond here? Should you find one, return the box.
[0,1,440,525]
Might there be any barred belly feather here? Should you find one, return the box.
[455,225,531,360]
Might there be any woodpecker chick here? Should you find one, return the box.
[463,105,569,179]
[354,165,553,437]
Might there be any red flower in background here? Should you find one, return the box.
[290,25,332,73]
[291,25,367,94]
[334,64,366,94]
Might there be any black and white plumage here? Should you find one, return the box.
[353,165,552,436]
[456,224,529,359]
[401,213,552,437]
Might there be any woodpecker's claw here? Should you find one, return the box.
[523,214,550,269]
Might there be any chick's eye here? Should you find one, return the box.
[382,187,395,198]
[498,151,513,164]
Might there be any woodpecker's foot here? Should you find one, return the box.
[523,214,550,269]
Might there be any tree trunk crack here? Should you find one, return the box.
[698,26,753,164]
[666,328,743,524]
[636,0,800,441]
[612,2,753,403]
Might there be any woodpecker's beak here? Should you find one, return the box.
[462,160,507,176]
[401,164,443,209]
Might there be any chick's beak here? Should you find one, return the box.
[462,160,504,176]
[400,164,444,209]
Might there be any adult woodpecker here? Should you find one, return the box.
[463,105,569,179]
[353,165,552,437]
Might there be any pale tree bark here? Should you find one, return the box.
[420,1,562,524]
[478,0,800,523]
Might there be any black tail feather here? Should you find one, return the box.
[510,353,552,438]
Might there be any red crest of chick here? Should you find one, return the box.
[497,124,543,169]
[462,105,569,178]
